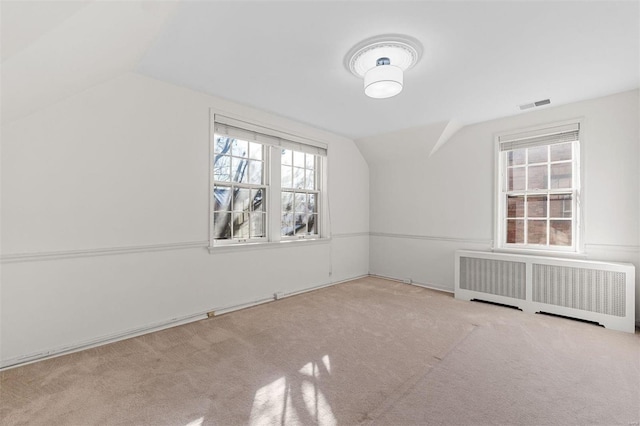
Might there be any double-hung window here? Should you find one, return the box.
[210,114,327,247]
[212,136,267,243]
[496,122,581,252]
[281,149,320,238]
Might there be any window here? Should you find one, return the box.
[281,149,320,238]
[210,114,327,247]
[496,122,581,252]
[212,136,267,242]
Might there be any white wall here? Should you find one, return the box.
[357,90,640,319]
[0,72,369,366]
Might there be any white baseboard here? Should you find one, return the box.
[369,273,454,294]
[0,275,366,371]
[0,313,208,370]
[4,271,626,370]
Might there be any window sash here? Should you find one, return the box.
[281,189,320,239]
[281,151,320,191]
[212,181,268,243]
[503,190,576,248]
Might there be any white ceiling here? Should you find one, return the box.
[3,1,639,140]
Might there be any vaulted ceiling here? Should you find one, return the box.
[2,1,639,139]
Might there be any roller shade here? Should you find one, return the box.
[499,123,579,151]
[214,115,327,156]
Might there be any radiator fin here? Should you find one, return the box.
[460,257,526,300]
[532,264,626,317]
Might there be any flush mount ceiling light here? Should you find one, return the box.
[345,35,422,99]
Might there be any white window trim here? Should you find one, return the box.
[210,135,270,245]
[208,110,329,250]
[280,154,322,241]
[493,118,585,255]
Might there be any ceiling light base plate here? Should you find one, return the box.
[345,34,423,78]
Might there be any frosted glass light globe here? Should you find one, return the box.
[364,64,403,99]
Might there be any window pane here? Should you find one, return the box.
[550,220,572,246]
[251,189,264,212]
[233,212,250,238]
[248,160,263,185]
[550,143,572,162]
[308,214,318,235]
[213,212,231,239]
[282,149,292,166]
[306,153,315,169]
[528,146,548,164]
[308,193,317,214]
[281,165,292,188]
[282,191,293,211]
[527,165,548,190]
[250,213,265,238]
[527,220,547,245]
[293,151,305,167]
[232,139,248,157]
[550,163,572,189]
[506,219,524,244]
[213,155,231,182]
[549,194,572,218]
[215,136,232,154]
[507,149,525,166]
[232,157,248,183]
[295,212,307,234]
[508,167,525,191]
[233,188,251,212]
[249,142,262,160]
[293,167,305,189]
[527,195,547,218]
[507,195,525,218]
[281,192,294,236]
[213,186,231,211]
[294,193,308,234]
[305,169,315,190]
[281,216,294,236]
[294,193,306,213]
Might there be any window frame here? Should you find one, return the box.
[212,136,269,245]
[494,119,584,254]
[280,150,322,240]
[209,112,328,249]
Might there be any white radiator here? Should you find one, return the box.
[454,250,636,333]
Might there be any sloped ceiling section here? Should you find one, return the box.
[1,1,180,124]
[355,120,453,166]
[1,0,91,61]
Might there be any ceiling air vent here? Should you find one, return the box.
[519,98,551,111]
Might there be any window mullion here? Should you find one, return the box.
[268,146,281,243]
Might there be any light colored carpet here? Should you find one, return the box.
[370,320,640,425]
[1,276,638,425]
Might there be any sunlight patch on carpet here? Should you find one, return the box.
[250,357,336,426]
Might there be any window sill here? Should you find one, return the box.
[208,237,330,254]
[492,247,587,259]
